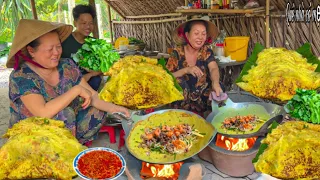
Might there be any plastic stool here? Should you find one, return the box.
[100,126,116,144]
[84,141,93,147]
[144,108,155,114]
[118,129,126,150]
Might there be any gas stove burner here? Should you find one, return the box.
[125,151,206,180]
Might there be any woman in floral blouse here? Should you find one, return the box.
[166,16,223,116]
[6,19,129,144]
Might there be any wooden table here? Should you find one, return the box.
[218,60,247,92]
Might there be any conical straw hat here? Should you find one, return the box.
[6,19,73,68]
[172,16,219,46]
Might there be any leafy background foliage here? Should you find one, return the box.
[0,0,122,43]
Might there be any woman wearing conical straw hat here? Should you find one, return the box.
[6,19,129,144]
[167,16,225,117]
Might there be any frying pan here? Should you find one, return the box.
[119,109,216,164]
[109,105,166,123]
[210,97,285,138]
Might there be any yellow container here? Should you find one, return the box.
[224,36,250,61]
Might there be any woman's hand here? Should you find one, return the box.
[212,83,223,97]
[76,85,92,109]
[109,104,131,118]
[186,66,203,78]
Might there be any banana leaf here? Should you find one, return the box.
[236,43,320,83]
[158,57,183,92]
[252,120,280,163]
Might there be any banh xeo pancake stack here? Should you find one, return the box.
[99,56,184,109]
[127,110,215,163]
[254,121,320,179]
[0,117,87,180]
[236,47,320,101]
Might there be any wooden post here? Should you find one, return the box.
[96,3,103,38]
[30,0,38,19]
[89,0,99,38]
[265,0,270,48]
[162,23,166,53]
[107,4,114,43]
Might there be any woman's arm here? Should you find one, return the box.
[20,85,82,118]
[208,61,220,86]
[82,71,102,82]
[78,78,130,116]
[208,61,222,96]
[172,68,188,78]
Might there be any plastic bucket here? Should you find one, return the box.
[224,36,250,61]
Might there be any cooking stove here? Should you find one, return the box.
[198,91,284,177]
[124,151,206,180]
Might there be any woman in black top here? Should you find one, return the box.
[61,4,102,91]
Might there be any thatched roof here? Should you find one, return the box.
[104,0,184,17]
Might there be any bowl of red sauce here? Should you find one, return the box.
[73,147,126,180]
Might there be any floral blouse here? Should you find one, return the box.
[166,45,216,113]
[9,58,83,128]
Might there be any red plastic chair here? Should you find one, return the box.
[118,129,126,150]
[84,125,124,148]
[100,125,117,144]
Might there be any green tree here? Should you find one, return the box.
[36,0,59,22]
[0,0,33,42]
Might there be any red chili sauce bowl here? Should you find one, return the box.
[73,147,126,180]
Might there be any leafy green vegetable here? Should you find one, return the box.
[284,89,320,124]
[128,37,143,44]
[72,37,120,73]
[0,46,10,58]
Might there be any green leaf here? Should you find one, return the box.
[74,37,120,72]
[296,43,320,72]
[252,120,280,164]
[158,58,183,92]
[268,120,280,133]
[252,143,268,163]
[82,44,91,51]
[235,43,265,83]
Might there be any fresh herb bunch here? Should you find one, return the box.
[0,46,11,58]
[284,89,320,124]
[128,37,143,44]
[72,38,120,72]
